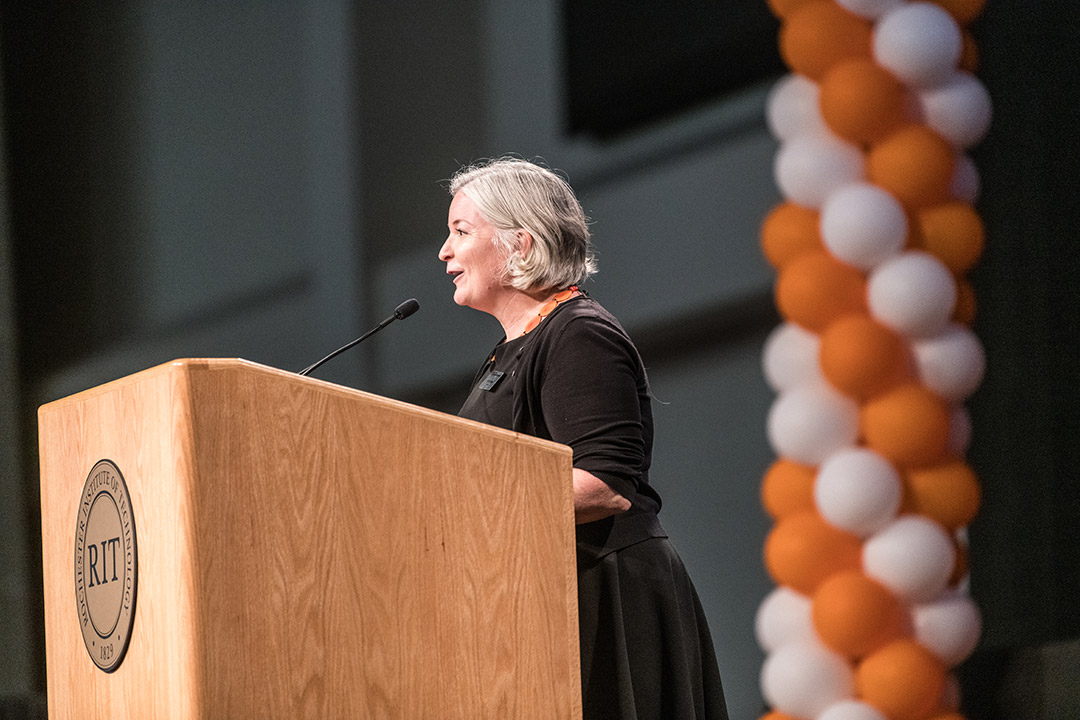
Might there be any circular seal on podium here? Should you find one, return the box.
[74,459,138,672]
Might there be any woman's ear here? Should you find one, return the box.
[514,229,533,259]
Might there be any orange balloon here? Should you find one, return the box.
[760,712,801,720]
[779,1,873,81]
[959,30,979,73]
[765,511,863,595]
[868,125,957,209]
[914,202,986,274]
[862,383,950,467]
[775,251,868,333]
[905,208,926,249]
[766,0,815,19]
[820,313,911,400]
[762,458,817,519]
[904,461,981,530]
[857,640,947,720]
[761,202,823,270]
[813,570,906,658]
[820,58,910,146]
[933,0,987,25]
[952,277,977,326]
[928,713,967,720]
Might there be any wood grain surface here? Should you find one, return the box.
[39,358,581,719]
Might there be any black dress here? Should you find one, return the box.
[458,295,729,720]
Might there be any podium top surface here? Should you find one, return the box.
[39,357,570,457]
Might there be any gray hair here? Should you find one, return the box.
[448,157,597,291]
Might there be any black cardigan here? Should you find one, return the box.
[458,295,666,561]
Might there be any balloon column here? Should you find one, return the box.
[757,2,990,719]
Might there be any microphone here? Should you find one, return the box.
[298,298,420,377]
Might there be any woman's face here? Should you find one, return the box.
[439,191,510,313]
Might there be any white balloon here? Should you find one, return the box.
[920,71,993,148]
[947,405,973,456]
[817,699,889,720]
[914,591,982,666]
[756,586,816,652]
[768,73,828,141]
[950,153,982,202]
[874,2,962,88]
[914,323,987,402]
[761,641,855,718]
[821,182,908,270]
[775,133,866,208]
[868,251,957,338]
[815,447,902,536]
[763,322,823,392]
[835,0,904,20]
[767,383,861,465]
[864,515,957,602]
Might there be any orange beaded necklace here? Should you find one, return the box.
[520,286,579,337]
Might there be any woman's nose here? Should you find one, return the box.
[438,236,453,261]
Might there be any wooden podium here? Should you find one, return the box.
[38,359,582,719]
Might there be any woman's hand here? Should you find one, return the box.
[573,468,631,524]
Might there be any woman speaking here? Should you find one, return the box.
[438,157,728,720]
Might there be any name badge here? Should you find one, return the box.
[479,370,505,391]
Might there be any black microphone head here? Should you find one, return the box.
[394,298,420,320]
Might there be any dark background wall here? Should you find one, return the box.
[1,1,1078,718]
